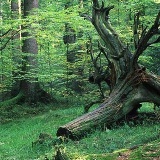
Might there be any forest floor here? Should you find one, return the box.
[0,102,160,160]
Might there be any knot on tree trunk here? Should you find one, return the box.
[57,127,75,140]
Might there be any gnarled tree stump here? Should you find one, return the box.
[57,0,160,140]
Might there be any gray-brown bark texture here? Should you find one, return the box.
[57,0,160,140]
[63,1,84,93]
[21,0,52,103]
[11,0,22,97]
[21,0,40,103]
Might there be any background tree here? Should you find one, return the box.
[21,0,42,103]
[0,0,52,105]
[11,0,21,97]
[0,0,159,108]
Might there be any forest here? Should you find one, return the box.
[0,0,160,159]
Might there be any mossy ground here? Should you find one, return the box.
[0,103,160,159]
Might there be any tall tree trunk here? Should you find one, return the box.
[63,1,84,94]
[0,0,52,106]
[21,0,39,103]
[57,0,160,139]
[20,0,52,104]
[11,0,21,96]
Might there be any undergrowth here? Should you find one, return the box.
[0,103,160,159]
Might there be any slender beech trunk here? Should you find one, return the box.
[11,0,21,96]
[63,1,84,94]
[21,0,52,104]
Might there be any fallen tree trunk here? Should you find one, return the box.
[57,72,160,139]
[57,0,160,140]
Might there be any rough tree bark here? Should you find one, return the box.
[20,0,52,104]
[57,0,160,140]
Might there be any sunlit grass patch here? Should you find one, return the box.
[0,105,83,159]
[138,102,155,113]
[65,121,160,156]
[0,102,159,159]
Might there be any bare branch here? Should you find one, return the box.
[132,11,160,67]
[91,0,133,82]
[0,29,21,51]
[97,40,111,65]
[80,13,92,22]
[89,40,101,70]
[0,29,12,38]
[133,12,140,49]
[139,25,147,43]
[93,0,100,8]
[0,39,11,51]
[147,36,160,47]
[92,5,121,55]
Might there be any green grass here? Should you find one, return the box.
[0,103,160,159]
[138,102,155,113]
[0,105,83,160]
[130,140,160,160]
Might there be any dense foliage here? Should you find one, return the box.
[0,0,159,103]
